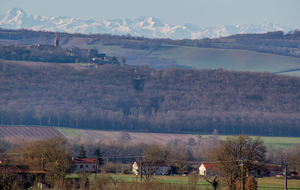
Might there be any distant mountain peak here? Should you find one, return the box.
[7,7,27,17]
[0,8,295,39]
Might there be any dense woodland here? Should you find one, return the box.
[1,62,300,136]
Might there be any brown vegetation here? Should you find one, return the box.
[208,135,266,189]
[1,62,300,136]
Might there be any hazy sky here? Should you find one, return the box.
[1,0,299,29]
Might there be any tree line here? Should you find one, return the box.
[1,62,300,136]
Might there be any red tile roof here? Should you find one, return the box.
[72,158,98,164]
[201,163,217,170]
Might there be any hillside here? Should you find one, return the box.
[1,28,299,72]
[1,61,300,136]
[150,45,300,72]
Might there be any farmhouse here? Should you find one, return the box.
[0,165,46,188]
[72,158,99,173]
[257,165,283,177]
[199,163,217,176]
[132,161,169,175]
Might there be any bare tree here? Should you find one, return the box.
[208,135,266,189]
[10,137,74,188]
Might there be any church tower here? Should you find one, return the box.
[54,35,59,46]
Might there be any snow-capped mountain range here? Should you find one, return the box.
[0,8,294,39]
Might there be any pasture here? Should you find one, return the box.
[200,135,300,149]
[82,42,300,73]
[67,173,300,190]
[150,45,300,73]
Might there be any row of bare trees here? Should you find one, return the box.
[1,62,300,135]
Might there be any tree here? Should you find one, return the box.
[288,144,300,172]
[78,145,87,158]
[141,144,169,181]
[120,56,127,66]
[208,135,266,190]
[93,147,104,166]
[143,144,168,162]
[245,176,257,190]
[206,176,219,190]
[0,170,21,190]
[10,137,73,188]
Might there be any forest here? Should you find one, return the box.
[1,62,300,136]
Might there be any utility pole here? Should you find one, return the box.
[95,159,98,178]
[241,159,244,190]
[139,155,142,183]
[238,159,246,190]
[284,165,288,190]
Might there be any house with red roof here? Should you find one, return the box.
[72,158,99,173]
[250,164,283,177]
[199,163,218,176]
[132,161,169,175]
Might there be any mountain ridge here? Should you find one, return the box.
[0,8,295,39]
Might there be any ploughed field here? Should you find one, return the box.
[0,126,64,140]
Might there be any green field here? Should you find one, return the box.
[150,45,300,72]
[82,42,300,73]
[66,173,300,190]
[200,135,300,149]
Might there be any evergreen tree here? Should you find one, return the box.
[77,145,86,158]
[93,147,104,166]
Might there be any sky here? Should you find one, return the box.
[1,0,299,30]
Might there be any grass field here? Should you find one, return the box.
[82,42,300,73]
[66,173,300,190]
[200,135,300,149]
[150,45,300,73]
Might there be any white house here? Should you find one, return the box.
[199,163,217,176]
[132,161,169,175]
[72,158,99,173]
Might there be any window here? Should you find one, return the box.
[80,165,83,168]
[93,165,95,169]
[86,165,88,168]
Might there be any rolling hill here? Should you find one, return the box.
[82,43,300,74]
[1,28,300,73]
